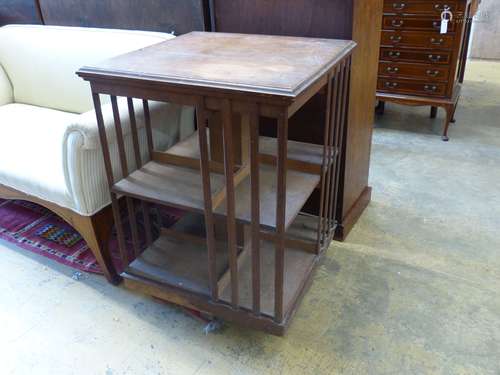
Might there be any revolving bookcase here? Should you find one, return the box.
[78,32,355,335]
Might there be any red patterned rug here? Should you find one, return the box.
[0,199,183,275]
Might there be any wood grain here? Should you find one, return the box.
[39,0,206,35]
[78,32,355,98]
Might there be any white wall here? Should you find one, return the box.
[470,0,500,60]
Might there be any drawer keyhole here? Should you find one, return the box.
[392,19,404,27]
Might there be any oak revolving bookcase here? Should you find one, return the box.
[78,32,355,335]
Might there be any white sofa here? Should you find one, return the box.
[0,25,194,282]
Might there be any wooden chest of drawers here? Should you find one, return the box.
[376,0,478,141]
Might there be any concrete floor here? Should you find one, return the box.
[1,59,499,375]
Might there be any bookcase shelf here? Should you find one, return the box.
[112,152,320,231]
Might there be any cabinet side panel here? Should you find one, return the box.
[0,0,42,25]
[39,0,207,35]
[341,0,383,220]
[212,0,353,39]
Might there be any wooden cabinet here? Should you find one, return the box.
[209,0,384,240]
[377,0,480,141]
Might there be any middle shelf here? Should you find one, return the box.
[112,132,324,231]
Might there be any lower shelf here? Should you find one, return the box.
[124,211,318,319]
[125,233,229,296]
[219,239,317,318]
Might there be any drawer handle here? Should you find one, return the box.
[428,54,442,62]
[385,82,399,89]
[434,3,451,11]
[392,19,404,27]
[424,85,438,92]
[390,35,403,43]
[433,21,441,29]
[430,37,444,45]
[393,3,406,10]
[388,51,401,58]
[386,66,400,74]
[426,69,440,77]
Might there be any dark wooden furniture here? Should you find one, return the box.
[38,0,208,35]
[0,0,43,25]
[0,0,207,34]
[376,0,479,141]
[78,32,355,335]
[209,0,384,240]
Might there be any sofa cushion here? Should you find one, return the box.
[0,64,12,106]
[0,25,174,114]
[0,101,193,216]
[0,104,79,209]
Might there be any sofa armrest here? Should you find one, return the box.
[67,98,194,150]
[63,98,195,215]
[0,64,13,106]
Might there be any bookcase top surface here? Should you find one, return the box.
[78,31,355,97]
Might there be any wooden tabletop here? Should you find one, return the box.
[78,31,356,98]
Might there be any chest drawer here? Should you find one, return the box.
[380,47,452,64]
[379,62,450,81]
[383,15,457,32]
[384,1,465,14]
[381,30,455,49]
[378,78,447,96]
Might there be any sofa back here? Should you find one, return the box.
[0,25,174,113]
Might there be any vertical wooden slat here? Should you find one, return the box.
[221,99,239,308]
[249,107,261,314]
[316,71,335,251]
[323,64,342,244]
[326,62,345,241]
[142,99,154,160]
[197,97,219,301]
[92,92,128,266]
[329,57,351,232]
[274,111,288,322]
[110,96,129,177]
[127,98,142,169]
[111,96,140,258]
[127,98,153,247]
[322,66,341,247]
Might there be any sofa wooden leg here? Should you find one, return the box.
[73,207,121,285]
[0,183,120,284]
